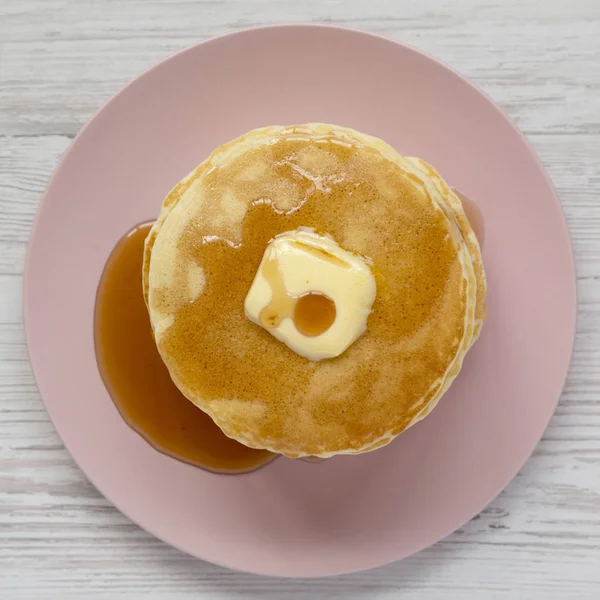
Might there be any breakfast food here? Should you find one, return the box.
[143,124,486,458]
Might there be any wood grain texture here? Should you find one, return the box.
[1,0,599,597]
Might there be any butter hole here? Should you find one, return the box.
[294,292,336,337]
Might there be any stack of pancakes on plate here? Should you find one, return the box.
[143,124,486,458]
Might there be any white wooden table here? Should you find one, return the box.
[1,1,600,597]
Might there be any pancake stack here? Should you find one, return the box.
[143,124,486,458]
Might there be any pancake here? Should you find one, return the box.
[143,124,486,458]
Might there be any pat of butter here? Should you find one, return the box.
[244,228,376,360]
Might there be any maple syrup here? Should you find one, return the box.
[294,293,336,336]
[94,222,276,474]
[453,189,485,246]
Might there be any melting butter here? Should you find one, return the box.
[244,228,376,361]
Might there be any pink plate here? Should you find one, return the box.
[24,25,576,577]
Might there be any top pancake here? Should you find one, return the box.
[143,124,486,458]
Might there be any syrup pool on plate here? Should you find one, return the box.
[94,222,276,474]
